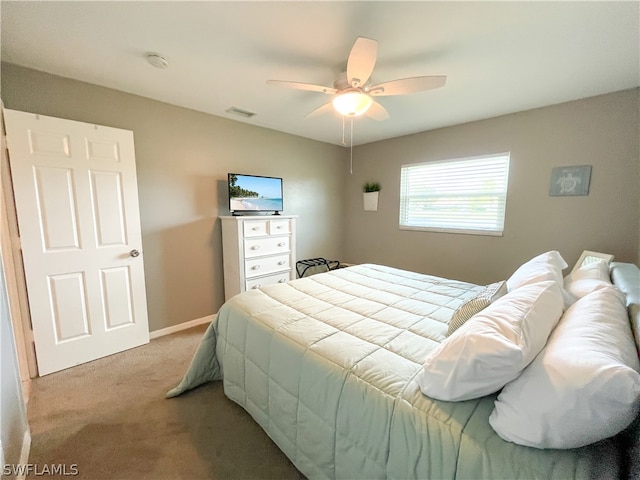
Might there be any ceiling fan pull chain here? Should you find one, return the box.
[350,117,354,174]
[341,116,346,146]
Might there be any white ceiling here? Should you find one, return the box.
[1,1,638,146]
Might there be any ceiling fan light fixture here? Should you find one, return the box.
[332,91,373,117]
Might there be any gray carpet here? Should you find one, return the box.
[26,325,304,479]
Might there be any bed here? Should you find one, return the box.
[168,259,640,479]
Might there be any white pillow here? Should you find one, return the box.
[506,251,568,292]
[489,285,640,449]
[418,281,564,401]
[563,259,612,305]
[447,281,507,336]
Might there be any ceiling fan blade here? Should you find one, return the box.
[366,101,389,121]
[266,80,337,94]
[305,102,335,118]
[347,37,377,88]
[368,75,447,96]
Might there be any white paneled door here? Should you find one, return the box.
[3,109,149,375]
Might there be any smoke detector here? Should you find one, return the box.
[147,53,168,69]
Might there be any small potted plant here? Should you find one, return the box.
[363,182,381,211]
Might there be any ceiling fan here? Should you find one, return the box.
[266,37,447,121]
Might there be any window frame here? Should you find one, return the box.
[398,152,511,236]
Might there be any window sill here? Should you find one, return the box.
[398,225,504,237]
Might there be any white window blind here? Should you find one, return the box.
[399,153,510,235]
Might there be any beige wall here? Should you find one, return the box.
[2,63,639,331]
[344,88,640,284]
[1,63,347,331]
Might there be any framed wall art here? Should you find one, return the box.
[549,165,592,196]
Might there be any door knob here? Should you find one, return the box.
[130,249,140,257]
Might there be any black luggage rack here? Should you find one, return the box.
[296,257,342,278]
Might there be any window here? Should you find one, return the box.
[399,153,510,235]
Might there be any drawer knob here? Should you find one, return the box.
[276,225,282,229]
[252,285,261,289]
[278,260,285,265]
[251,245,260,250]
[278,279,287,283]
[278,242,285,247]
[251,265,261,270]
[252,226,259,231]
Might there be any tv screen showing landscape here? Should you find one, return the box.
[228,173,283,212]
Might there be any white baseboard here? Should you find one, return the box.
[0,427,31,480]
[17,430,31,480]
[149,314,215,340]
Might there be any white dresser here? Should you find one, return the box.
[220,215,297,300]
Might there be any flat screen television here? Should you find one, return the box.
[228,173,283,215]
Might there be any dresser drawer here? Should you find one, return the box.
[245,272,290,291]
[269,219,291,235]
[244,236,290,258]
[243,220,269,237]
[245,254,290,279]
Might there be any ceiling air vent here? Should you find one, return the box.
[225,107,257,118]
